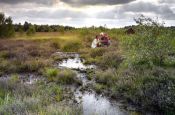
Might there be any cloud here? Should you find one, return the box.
[0,0,54,5]
[7,8,87,21]
[60,0,136,6]
[0,0,175,27]
[159,0,175,4]
[118,2,175,20]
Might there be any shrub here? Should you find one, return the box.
[115,66,175,113]
[123,15,174,66]
[98,51,123,69]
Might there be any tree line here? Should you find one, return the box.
[14,22,75,33]
[0,12,75,38]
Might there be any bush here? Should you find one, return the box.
[115,67,175,113]
[98,51,123,69]
[123,15,174,66]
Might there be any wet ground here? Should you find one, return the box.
[57,53,131,115]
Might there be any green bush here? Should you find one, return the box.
[98,51,123,69]
[123,15,174,66]
[115,67,175,113]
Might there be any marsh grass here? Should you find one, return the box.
[43,68,81,85]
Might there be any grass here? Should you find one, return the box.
[43,68,81,85]
[0,75,80,115]
[0,26,175,114]
[95,69,118,86]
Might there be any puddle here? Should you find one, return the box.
[75,90,128,115]
[57,54,131,115]
[58,54,95,70]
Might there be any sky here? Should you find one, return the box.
[0,0,175,28]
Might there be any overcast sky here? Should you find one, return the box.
[0,0,175,28]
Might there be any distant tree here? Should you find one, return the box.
[18,23,24,35]
[0,13,15,38]
[24,21,30,32]
[26,25,36,36]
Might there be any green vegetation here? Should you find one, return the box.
[87,16,175,113]
[0,13,175,114]
[44,68,81,85]
[61,40,82,52]
[0,13,15,38]
[26,25,36,36]
[0,78,81,115]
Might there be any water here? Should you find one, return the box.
[58,54,130,115]
[58,54,95,70]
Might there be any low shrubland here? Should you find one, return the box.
[0,15,174,114]
[85,16,175,114]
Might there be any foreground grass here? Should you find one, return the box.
[0,76,81,115]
